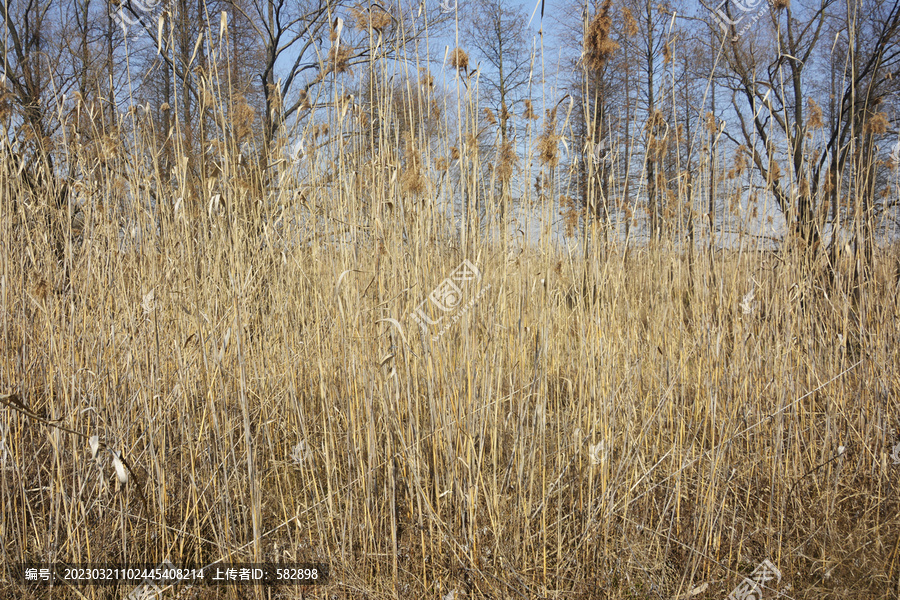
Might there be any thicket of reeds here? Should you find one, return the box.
[1,1,899,598]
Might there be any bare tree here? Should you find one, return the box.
[709,0,900,274]
[466,0,531,144]
[463,0,533,226]
[574,0,620,235]
[628,0,674,241]
[1,0,67,170]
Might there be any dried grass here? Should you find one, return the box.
[0,4,898,600]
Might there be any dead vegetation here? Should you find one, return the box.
[0,1,899,599]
